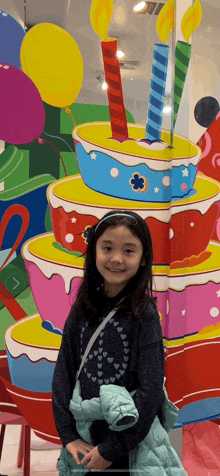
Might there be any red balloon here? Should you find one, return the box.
[0,64,45,144]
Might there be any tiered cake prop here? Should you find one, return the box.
[5,0,220,432]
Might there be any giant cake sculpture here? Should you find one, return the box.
[4,0,220,435]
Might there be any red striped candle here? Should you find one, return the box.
[101,39,129,141]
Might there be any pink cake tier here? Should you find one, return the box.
[22,232,220,339]
[22,233,83,333]
[73,123,201,202]
[155,241,220,342]
[48,174,220,266]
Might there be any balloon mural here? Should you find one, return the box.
[0,65,45,144]
[20,23,83,109]
[194,96,220,128]
[0,19,84,196]
[0,21,84,146]
[0,11,26,69]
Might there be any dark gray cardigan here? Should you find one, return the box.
[52,296,165,463]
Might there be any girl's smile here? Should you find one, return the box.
[107,268,125,272]
[96,225,145,297]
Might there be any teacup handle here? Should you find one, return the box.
[0,204,30,271]
[0,204,30,320]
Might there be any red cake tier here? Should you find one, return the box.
[48,174,220,265]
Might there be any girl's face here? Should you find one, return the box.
[96,225,145,297]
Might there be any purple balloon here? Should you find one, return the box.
[0,64,45,144]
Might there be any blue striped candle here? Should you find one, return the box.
[145,44,169,141]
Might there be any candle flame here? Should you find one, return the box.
[181,0,202,43]
[90,0,114,40]
[156,0,174,44]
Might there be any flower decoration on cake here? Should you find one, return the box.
[83,225,93,244]
[129,173,148,193]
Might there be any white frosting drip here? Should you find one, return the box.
[154,269,220,291]
[22,234,83,294]
[153,241,220,291]
[74,123,201,171]
[48,175,220,220]
[137,139,168,150]
[5,314,59,361]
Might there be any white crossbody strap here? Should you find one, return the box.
[76,302,124,382]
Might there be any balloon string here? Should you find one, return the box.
[43,129,75,155]
[0,204,30,271]
[41,138,67,176]
[65,107,76,128]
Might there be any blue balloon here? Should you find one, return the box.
[0,10,26,69]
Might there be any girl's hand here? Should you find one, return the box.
[66,438,95,465]
[81,446,112,472]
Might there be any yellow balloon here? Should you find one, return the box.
[20,23,83,108]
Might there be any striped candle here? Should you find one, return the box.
[173,41,191,129]
[101,39,129,141]
[145,44,169,141]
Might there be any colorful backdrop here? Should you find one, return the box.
[1,1,220,474]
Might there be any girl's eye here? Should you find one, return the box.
[103,247,133,253]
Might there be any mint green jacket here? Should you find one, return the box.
[57,377,188,475]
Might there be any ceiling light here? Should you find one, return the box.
[163,94,172,114]
[102,81,108,90]
[134,2,165,15]
[133,2,147,12]
[116,49,125,59]
[163,105,171,114]
[114,6,126,25]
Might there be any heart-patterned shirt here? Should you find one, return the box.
[79,310,134,400]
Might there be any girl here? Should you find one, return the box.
[52,210,165,475]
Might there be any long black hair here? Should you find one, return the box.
[72,210,157,323]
